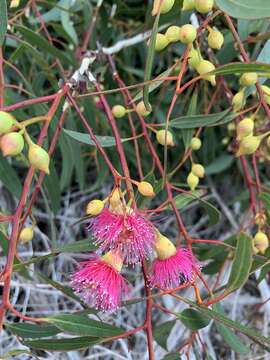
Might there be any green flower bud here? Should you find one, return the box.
[182,0,195,11]
[112,105,126,118]
[179,24,197,44]
[253,231,268,254]
[232,90,246,112]
[136,101,151,117]
[165,26,181,43]
[187,172,199,191]
[240,72,258,87]
[192,163,205,178]
[190,137,202,150]
[19,227,34,244]
[137,181,155,197]
[195,0,214,13]
[152,0,175,15]
[188,46,201,69]
[207,28,224,50]
[236,117,254,140]
[86,199,104,216]
[155,33,169,52]
[156,129,174,146]
[196,60,216,86]
[236,135,261,156]
[0,132,24,157]
[0,111,15,134]
[28,144,50,174]
[261,85,270,105]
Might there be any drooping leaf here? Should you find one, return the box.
[23,337,101,351]
[153,320,176,350]
[216,0,270,20]
[63,129,129,147]
[177,308,211,330]
[205,155,234,175]
[170,190,205,210]
[5,323,60,339]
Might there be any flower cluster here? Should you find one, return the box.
[71,188,200,311]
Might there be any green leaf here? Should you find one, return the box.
[162,353,180,360]
[56,238,96,253]
[0,155,22,198]
[216,0,270,19]
[259,192,270,210]
[177,309,211,330]
[63,129,129,147]
[213,304,250,354]
[171,190,205,210]
[226,232,253,294]
[205,155,234,175]
[14,25,74,65]
[0,0,7,46]
[153,320,176,350]
[212,62,270,76]
[5,323,60,339]
[23,337,101,351]
[47,314,124,337]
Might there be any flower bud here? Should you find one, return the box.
[156,129,174,146]
[196,60,216,86]
[0,111,15,134]
[138,181,155,197]
[227,122,236,132]
[109,188,122,207]
[86,199,104,216]
[240,72,258,87]
[232,90,246,112]
[188,46,201,69]
[155,231,176,260]
[255,213,266,226]
[236,135,261,156]
[195,0,214,13]
[0,132,24,157]
[165,26,181,43]
[236,117,254,140]
[179,24,197,44]
[207,29,224,50]
[28,144,50,173]
[19,227,34,244]
[112,105,126,118]
[136,101,151,117]
[262,85,270,105]
[192,163,205,178]
[190,137,201,150]
[182,0,195,11]
[155,33,169,52]
[253,231,268,254]
[187,172,199,191]
[102,251,123,272]
[152,0,175,15]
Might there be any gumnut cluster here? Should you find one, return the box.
[71,186,200,311]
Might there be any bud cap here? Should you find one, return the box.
[156,129,174,146]
[86,199,104,216]
[155,33,169,52]
[112,105,126,118]
[196,60,216,86]
[19,227,34,243]
[179,24,197,44]
[136,101,151,117]
[190,137,202,150]
[0,111,15,134]
[187,172,199,191]
[0,132,24,157]
[28,144,50,173]
[195,0,214,13]
[192,163,205,178]
[207,29,224,50]
[138,181,155,197]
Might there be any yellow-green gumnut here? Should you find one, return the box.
[195,0,214,13]
[86,199,104,216]
[236,117,254,140]
[182,0,195,11]
[102,251,123,272]
[0,132,24,157]
[165,26,181,43]
[196,60,216,86]
[232,89,245,112]
[28,144,50,174]
[112,105,126,118]
[190,137,202,150]
[179,24,197,44]
[136,101,151,117]
[236,135,261,156]
[240,72,258,87]
[192,163,205,178]
[19,227,34,244]
[253,231,268,254]
[207,28,224,50]
[188,46,201,68]
[0,111,15,135]
[155,33,169,52]
[138,181,155,197]
[187,172,199,191]
[261,85,270,105]
[155,231,177,260]
[156,129,174,146]
[156,0,175,14]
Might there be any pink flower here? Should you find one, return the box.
[88,208,155,264]
[71,252,128,311]
[150,248,200,289]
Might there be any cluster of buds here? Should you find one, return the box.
[71,186,200,311]
[0,111,50,174]
[112,100,151,119]
[187,163,205,191]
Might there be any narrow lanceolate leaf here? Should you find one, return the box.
[23,337,101,351]
[177,309,211,331]
[47,314,124,337]
[170,190,205,210]
[153,320,176,350]
[0,0,8,46]
[216,0,270,20]
[5,323,60,339]
[212,62,270,76]
[63,129,129,147]
[213,304,250,355]
[226,232,253,294]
